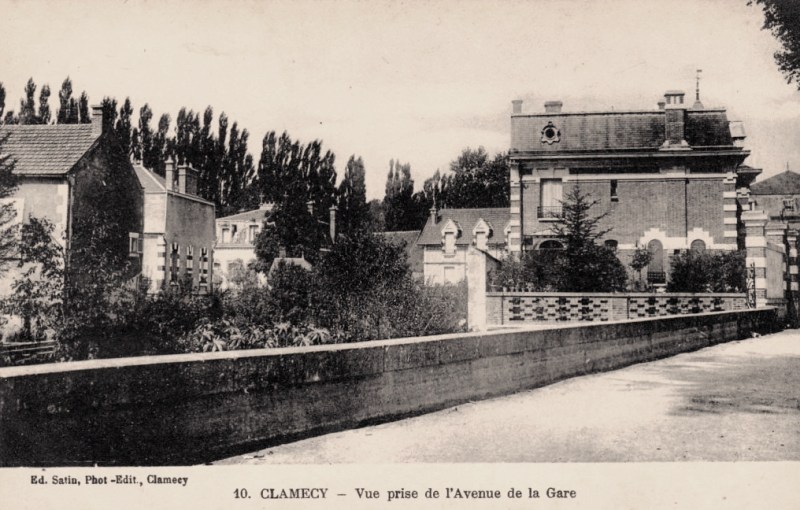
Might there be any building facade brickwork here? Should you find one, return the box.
[508,90,755,284]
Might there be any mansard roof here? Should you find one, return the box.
[217,205,274,223]
[511,108,735,153]
[417,208,509,246]
[750,170,800,195]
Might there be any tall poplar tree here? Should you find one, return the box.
[18,78,38,125]
[37,84,51,125]
[115,98,134,156]
[0,83,5,122]
[337,155,369,237]
[78,92,90,123]
[383,159,418,231]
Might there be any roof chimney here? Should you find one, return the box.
[544,101,563,114]
[511,100,523,114]
[91,105,104,138]
[662,90,688,149]
[657,100,666,110]
[663,90,685,106]
[165,160,175,191]
[178,165,198,195]
[430,205,438,225]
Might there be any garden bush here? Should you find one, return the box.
[667,250,746,293]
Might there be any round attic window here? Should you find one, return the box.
[541,121,561,144]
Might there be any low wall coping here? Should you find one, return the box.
[486,292,747,298]
[0,308,773,379]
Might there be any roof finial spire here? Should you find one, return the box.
[696,69,702,101]
[693,69,704,109]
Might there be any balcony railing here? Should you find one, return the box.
[647,271,666,284]
[537,206,563,219]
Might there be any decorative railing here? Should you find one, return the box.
[485,292,747,324]
[537,206,563,219]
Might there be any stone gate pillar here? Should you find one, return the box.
[466,246,488,331]
[742,210,768,308]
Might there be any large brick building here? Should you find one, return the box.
[508,90,758,283]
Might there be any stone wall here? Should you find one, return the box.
[0,308,774,466]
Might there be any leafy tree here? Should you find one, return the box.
[440,147,509,209]
[367,199,386,231]
[1,217,64,341]
[314,228,408,296]
[667,250,746,293]
[750,0,800,87]
[629,246,653,290]
[336,155,370,237]
[0,131,19,268]
[252,179,325,269]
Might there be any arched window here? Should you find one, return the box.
[690,239,706,253]
[647,239,665,284]
[538,240,564,250]
[604,239,618,252]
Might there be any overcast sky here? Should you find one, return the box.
[2,0,799,199]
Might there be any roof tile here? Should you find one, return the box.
[417,208,510,246]
[0,124,97,175]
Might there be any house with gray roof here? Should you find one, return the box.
[0,106,144,296]
[417,207,509,284]
[749,169,800,230]
[133,160,215,292]
[214,203,273,288]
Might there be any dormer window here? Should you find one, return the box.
[472,218,493,251]
[440,219,461,256]
[783,198,795,212]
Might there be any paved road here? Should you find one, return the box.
[217,330,800,463]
